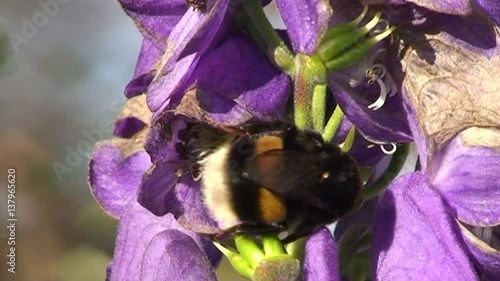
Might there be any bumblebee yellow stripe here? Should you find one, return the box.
[254,136,283,154]
[259,188,287,224]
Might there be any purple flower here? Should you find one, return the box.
[369,1,500,279]
[90,0,500,279]
[275,0,412,143]
[89,136,222,280]
[373,128,500,280]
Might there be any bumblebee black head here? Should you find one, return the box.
[315,144,361,217]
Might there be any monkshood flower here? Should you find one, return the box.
[90,0,500,280]
[270,0,412,144]
[91,0,404,280]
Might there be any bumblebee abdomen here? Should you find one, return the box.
[258,188,287,224]
[200,143,240,226]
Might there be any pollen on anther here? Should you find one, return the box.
[175,168,184,177]
[366,64,397,111]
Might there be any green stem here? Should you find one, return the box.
[294,72,312,129]
[293,54,327,130]
[322,105,344,142]
[362,143,410,200]
[243,0,295,73]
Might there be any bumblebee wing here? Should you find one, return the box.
[243,150,325,207]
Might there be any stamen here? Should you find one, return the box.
[371,19,390,35]
[367,78,388,111]
[366,63,386,82]
[175,168,184,177]
[349,49,387,87]
[384,70,398,97]
[359,11,383,35]
[380,143,397,154]
[365,63,397,110]
[358,129,397,155]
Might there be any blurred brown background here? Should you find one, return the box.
[0,0,279,280]
[0,1,141,280]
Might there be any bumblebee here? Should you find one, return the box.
[194,122,361,243]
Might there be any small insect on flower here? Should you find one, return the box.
[189,122,362,243]
[186,0,207,12]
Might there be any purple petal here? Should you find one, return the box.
[402,91,429,171]
[459,223,500,280]
[134,39,162,78]
[118,0,186,49]
[139,230,217,281]
[373,172,478,281]
[114,117,147,138]
[275,0,332,54]
[167,34,291,125]
[147,0,230,112]
[379,0,498,24]
[431,134,500,226]
[379,0,473,16]
[138,150,222,233]
[329,79,412,143]
[125,73,154,98]
[107,200,221,281]
[303,228,340,281]
[148,54,198,113]
[138,162,181,216]
[124,40,159,98]
[476,0,500,25]
[171,176,224,234]
[89,142,151,217]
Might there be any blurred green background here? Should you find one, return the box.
[0,0,255,280]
